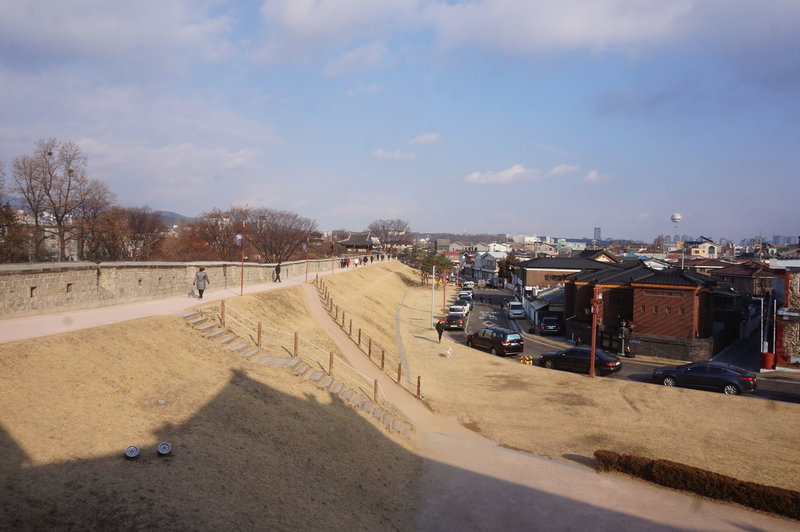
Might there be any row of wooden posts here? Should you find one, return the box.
[318,282,423,399]
[217,289,422,401]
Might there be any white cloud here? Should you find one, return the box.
[549,164,579,176]
[409,133,440,146]
[373,148,416,160]
[465,164,538,185]
[583,169,611,183]
[326,41,389,76]
[465,163,579,185]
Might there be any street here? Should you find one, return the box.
[444,286,800,404]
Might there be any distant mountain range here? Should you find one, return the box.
[3,196,194,226]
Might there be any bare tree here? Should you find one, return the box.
[12,154,49,261]
[367,219,412,253]
[73,179,117,261]
[123,207,168,260]
[191,206,250,261]
[247,208,318,263]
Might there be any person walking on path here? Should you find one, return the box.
[193,267,210,299]
[435,320,444,343]
[274,262,282,283]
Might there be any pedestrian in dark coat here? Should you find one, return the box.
[435,320,444,343]
[274,262,282,282]
[193,267,210,299]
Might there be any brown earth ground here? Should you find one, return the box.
[0,261,798,529]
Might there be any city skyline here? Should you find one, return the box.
[1,2,798,243]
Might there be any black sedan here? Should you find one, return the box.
[539,347,622,376]
[442,313,466,330]
[652,361,757,395]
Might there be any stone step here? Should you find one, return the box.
[205,329,224,338]
[351,394,364,409]
[340,388,353,401]
[216,335,235,344]
[197,322,216,331]
[372,406,384,420]
[330,382,344,395]
[181,311,201,319]
[361,399,372,412]
[229,342,250,352]
[293,363,310,376]
[319,376,333,389]
[257,356,299,367]
[381,412,393,427]
[186,316,206,325]
[241,348,259,358]
[307,370,324,383]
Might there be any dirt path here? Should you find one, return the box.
[302,283,798,531]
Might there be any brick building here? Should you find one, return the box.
[563,260,717,361]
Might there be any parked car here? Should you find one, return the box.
[443,313,466,330]
[466,327,524,356]
[539,347,622,376]
[449,301,469,317]
[457,294,473,309]
[505,301,525,319]
[537,317,562,335]
[651,361,757,395]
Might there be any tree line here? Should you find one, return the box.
[0,138,412,264]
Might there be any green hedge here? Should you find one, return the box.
[594,450,800,521]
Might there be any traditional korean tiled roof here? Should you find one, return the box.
[338,232,376,247]
[519,257,609,270]
[713,261,776,279]
[566,261,715,288]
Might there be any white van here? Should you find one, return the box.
[505,301,525,319]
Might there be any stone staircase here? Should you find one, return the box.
[182,311,413,439]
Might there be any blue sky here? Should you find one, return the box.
[1,1,798,243]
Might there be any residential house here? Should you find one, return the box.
[563,261,718,361]
[473,251,507,283]
[770,258,800,369]
[710,261,776,297]
[517,256,613,291]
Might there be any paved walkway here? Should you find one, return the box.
[1,269,796,531]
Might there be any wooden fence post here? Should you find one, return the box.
[416,376,421,398]
[329,351,334,375]
[220,300,226,327]
[373,379,379,403]
[335,305,339,321]
[257,322,262,348]
[358,328,361,346]
[349,319,352,336]
[368,338,372,358]
[293,331,298,357]
[396,363,402,383]
[381,350,385,370]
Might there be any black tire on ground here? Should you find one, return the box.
[491,347,497,356]
[723,384,740,395]
[663,376,677,387]
[544,359,555,369]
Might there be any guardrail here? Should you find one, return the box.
[314,278,427,403]
[198,300,393,410]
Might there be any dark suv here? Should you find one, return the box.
[652,361,757,395]
[537,317,562,335]
[466,327,524,356]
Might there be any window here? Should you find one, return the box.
[666,307,672,315]
[653,306,658,313]
[640,305,646,312]
[679,307,685,316]
[66,283,73,293]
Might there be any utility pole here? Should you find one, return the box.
[431,265,436,328]
[589,284,601,378]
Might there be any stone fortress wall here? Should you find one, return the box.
[0,258,341,319]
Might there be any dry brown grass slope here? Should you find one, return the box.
[0,284,420,530]
[325,262,800,493]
